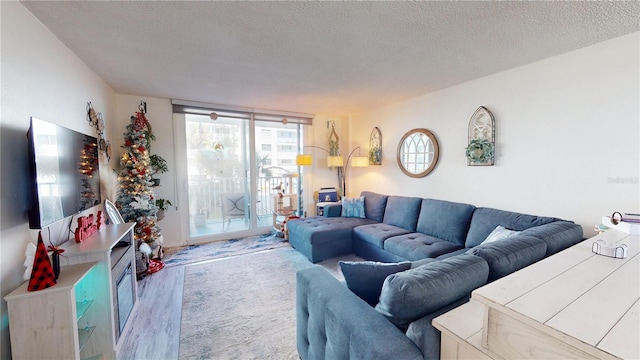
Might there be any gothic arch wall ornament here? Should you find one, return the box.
[369,127,382,165]
[466,106,495,166]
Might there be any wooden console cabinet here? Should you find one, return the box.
[5,262,105,360]
[433,229,639,359]
[5,223,138,360]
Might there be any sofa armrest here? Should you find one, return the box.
[323,203,342,217]
[407,296,470,360]
[297,266,422,360]
[520,220,584,256]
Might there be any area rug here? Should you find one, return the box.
[179,247,361,359]
[163,234,289,267]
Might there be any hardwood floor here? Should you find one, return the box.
[115,250,358,359]
[117,265,185,360]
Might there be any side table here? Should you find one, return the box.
[316,201,340,216]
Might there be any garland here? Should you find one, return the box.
[466,139,494,163]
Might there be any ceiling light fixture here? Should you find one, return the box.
[210,112,218,120]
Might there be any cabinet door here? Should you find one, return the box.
[4,263,99,360]
[75,266,103,359]
[7,290,80,359]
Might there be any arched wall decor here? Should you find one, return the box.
[397,128,439,178]
[466,106,495,166]
[369,127,382,165]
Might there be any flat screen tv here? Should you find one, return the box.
[27,117,101,229]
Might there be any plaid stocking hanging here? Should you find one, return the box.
[27,232,57,291]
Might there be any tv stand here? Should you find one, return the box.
[5,262,103,359]
[5,223,138,360]
[61,223,138,354]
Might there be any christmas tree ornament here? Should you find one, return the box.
[28,232,57,291]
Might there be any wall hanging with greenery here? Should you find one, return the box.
[369,127,382,165]
[466,106,495,166]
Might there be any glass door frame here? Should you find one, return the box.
[173,109,310,245]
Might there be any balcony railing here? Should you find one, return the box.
[187,175,301,225]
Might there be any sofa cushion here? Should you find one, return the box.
[339,260,411,306]
[465,207,561,248]
[288,216,378,263]
[341,196,366,218]
[361,191,388,222]
[382,196,423,231]
[481,225,521,244]
[375,254,489,330]
[416,199,475,246]
[353,223,411,248]
[519,221,583,256]
[467,235,547,282]
[384,233,464,261]
[288,216,376,245]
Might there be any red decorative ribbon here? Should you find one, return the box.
[48,245,65,255]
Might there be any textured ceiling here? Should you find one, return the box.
[22,1,640,115]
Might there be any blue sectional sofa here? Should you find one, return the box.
[290,191,584,360]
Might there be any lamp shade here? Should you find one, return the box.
[351,156,369,168]
[296,154,313,166]
[327,156,344,167]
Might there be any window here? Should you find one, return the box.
[277,130,295,138]
[278,145,296,152]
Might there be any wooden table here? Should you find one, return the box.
[433,229,639,359]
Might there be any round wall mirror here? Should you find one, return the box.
[397,128,439,178]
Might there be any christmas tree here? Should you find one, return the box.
[116,110,162,256]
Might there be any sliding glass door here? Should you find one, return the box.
[254,120,302,230]
[185,114,252,238]
[174,105,308,244]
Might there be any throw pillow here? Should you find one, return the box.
[339,261,411,306]
[481,225,521,245]
[341,196,366,218]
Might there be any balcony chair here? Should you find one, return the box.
[220,193,247,231]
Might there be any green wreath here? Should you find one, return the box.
[465,139,494,163]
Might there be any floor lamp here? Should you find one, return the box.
[341,147,369,198]
[296,146,368,199]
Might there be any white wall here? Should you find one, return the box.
[349,32,640,237]
[0,3,117,358]
[1,3,637,357]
